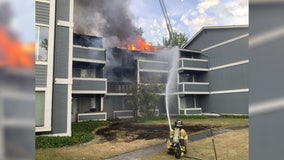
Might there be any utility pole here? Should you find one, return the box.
[210,128,218,160]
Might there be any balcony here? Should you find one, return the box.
[72,78,107,94]
[107,82,132,94]
[178,82,209,94]
[113,110,134,119]
[73,45,106,64]
[78,112,107,122]
[179,58,209,72]
[138,59,168,73]
[180,108,202,115]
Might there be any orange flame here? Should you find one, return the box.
[119,36,157,52]
[0,28,34,70]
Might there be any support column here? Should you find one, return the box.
[52,0,73,136]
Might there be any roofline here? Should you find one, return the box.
[250,0,284,4]
[179,48,201,53]
[183,25,249,49]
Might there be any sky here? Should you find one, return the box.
[129,0,248,45]
[4,0,247,45]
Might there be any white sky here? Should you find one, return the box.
[2,0,248,45]
[130,0,248,45]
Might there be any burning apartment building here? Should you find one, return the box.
[35,0,248,136]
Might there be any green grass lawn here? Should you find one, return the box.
[142,128,248,160]
[36,116,248,160]
[139,115,248,130]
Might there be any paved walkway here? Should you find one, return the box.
[105,126,248,160]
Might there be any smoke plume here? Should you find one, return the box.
[74,0,140,47]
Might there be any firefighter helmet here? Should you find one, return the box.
[175,119,183,128]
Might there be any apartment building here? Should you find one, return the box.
[35,0,73,136]
[249,1,284,159]
[72,33,107,122]
[103,47,169,119]
[35,0,248,136]
[180,25,249,115]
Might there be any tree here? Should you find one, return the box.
[163,31,189,48]
[125,83,164,117]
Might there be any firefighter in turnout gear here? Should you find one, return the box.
[167,119,188,158]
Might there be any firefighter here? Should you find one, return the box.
[167,119,188,156]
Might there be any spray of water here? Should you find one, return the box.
[164,47,180,131]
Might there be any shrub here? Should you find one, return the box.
[175,115,208,120]
[220,114,248,119]
[36,121,109,149]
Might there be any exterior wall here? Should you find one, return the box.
[204,35,248,114]
[183,26,249,115]
[205,36,248,67]
[168,95,179,115]
[55,0,70,21]
[209,64,248,91]
[201,93,248,114]
[51,0,73,136]
[77,97,92,113]
[104,95,131,119]
[35,1,50,24]
[179,95,194,108]
[158,95,166,114]
[185,26,248,51]
[249,2,284,160]
[35,65,47,87]
[35,0,55,133]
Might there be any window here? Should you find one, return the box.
[35,91,45,127]
[35,26,49,61]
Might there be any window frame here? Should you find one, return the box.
[35,0,55,132]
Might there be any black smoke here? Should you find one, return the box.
[74,0,140,47]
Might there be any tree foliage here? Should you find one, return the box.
[126,83,164,117]
[40,38,48,50]
[163,31,189,48]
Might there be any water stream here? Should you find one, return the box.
[164,47,179,131]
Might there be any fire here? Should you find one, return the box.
[120,36,157,52]
[0,27,34,70]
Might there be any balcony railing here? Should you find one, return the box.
[72,78,107,94]
[73,45,106,64]
[180,108,202,115]
[178,82,209,94]
[138,59,168,72]
[107,82,133,93]
[113,110,134,119]
[78,112,107,122]
[179,58,209,71]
